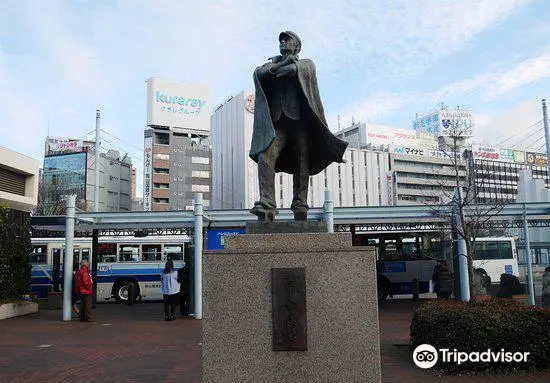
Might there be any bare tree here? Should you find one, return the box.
[427,122,509,299]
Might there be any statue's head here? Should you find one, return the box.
[279,31,301,55]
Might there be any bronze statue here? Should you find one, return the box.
[249,31,348,221]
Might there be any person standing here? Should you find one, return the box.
[432,260,454,300]
[177,264,190,317]
[161,260,180,321]
[542,266,550,308]
[75,260,93,322]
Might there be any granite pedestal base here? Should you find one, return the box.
[202,232,381,383]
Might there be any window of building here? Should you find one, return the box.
[154,132,170,145]
[192,157,210,164]
[154,153,169,160]
[153,168,169,174]
[153,198,169,204]
[154,183,169,189]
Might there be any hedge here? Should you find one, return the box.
[410,299,550,374]
[0,205,32,302]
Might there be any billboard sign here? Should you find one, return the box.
[412,111,439,134]
[439,110,474,137]
[473,146,499,160]
[392,146,425,156]
[366,126,391,147]
[392,129,417,146]
[143,136,153,211]
[207,228,246,250]
[526,152,547,165]
[147,77,210,132]
[386,171,396,206]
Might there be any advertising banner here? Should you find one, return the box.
[366,126,391,147]
[392,145,425,156]
[143,136,153,211]
[147,77,210,132]
[499,148,526,163]
[526,152,547,165]
[386,171,396,206]
[412,112,439,134]
[207,228,246,250]
[439,110,474,137]
[473,145,500,160]
[392,128,417,146]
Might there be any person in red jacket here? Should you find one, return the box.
[75,260,94,322]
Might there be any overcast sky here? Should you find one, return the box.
[1,0,550,197]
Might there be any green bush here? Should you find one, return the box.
[0,205,32,302]
[410,299,550,374]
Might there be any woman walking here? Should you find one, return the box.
[161,260,180,321]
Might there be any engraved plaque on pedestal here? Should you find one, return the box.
[271,268,307,351]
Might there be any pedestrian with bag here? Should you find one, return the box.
[432,260,454,300]
[177,264,190,317]
[161,260,180,321]
[75,260,93,322]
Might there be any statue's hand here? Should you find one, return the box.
[275,63,297,78]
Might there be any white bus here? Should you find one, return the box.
[365,234,519,300]
[30,236,189,303]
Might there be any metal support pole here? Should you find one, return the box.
[543,99,550,183]
[93,109,101,212]
[522,173,536,305]
[91,229,99,307]
[453,187,470,301]
[62,195,76,321]
[193,193,203,320]
[323,188,334,233]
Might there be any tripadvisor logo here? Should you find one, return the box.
[413,344,530,369]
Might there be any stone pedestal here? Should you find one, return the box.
[202,232,381,383]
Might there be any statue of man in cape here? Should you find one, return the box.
[249,31,348,221]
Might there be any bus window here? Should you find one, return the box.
[98,243,117,262]
[165,245,183,261]
[142,244,162,261]
[81,248,90,262]
[119,245,139,262]
[30,245,47,263]
[497,241,513,259]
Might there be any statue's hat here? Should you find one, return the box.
[279,31,301,53]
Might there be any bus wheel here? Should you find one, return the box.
[114,281,139,304]
[377,283,389,301]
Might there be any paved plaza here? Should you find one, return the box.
[1,299,549,382]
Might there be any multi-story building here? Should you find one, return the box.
[0,146,39,214]
[144,77,211,211]
[468,146,549,204]
[41,137,132,214]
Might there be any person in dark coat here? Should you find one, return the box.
[496,273,523,298]
[432,260,454,300]
[249,31,348,221]
[177,264,190,317]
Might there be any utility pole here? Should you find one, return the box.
[543,99,550,183]
[94,110,100,212]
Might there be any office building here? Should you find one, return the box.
[41,137,132,214]
[144,77,212,211]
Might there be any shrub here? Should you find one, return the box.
[0,205,32,302]
[410,299,550,374]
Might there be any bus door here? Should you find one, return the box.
[52,248,62,292]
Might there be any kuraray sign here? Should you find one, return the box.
[155,91,207,110]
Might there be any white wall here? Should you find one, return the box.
[0,146,39,212]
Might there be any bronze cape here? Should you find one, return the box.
[249,58,348,175]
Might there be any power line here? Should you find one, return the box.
[509,127,545,149]
[101,129,143,153]
[494,120,543,147]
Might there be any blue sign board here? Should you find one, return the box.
[207,228,246,250]
[382,262,406,273]
[504,264,513,275]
